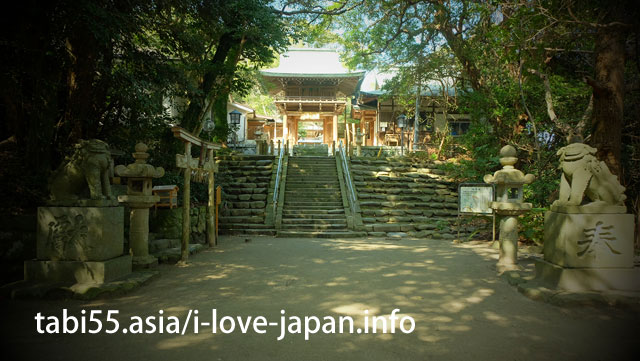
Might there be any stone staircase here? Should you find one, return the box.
[217,155,276,235]
[349,157,472,239]
[279,156,364,238]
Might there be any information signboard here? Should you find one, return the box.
[458,183,494,215]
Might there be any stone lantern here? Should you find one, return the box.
[116,143,165,269]
[255,128,267,155]
[355,128,363,156]
[484,145,535,271]
[396,114,407,156]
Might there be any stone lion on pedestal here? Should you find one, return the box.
[552,139,626,211]
[49,139,115,205]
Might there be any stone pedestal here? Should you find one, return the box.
[498,215,519,269]
[25,255,132,284]
[36,206,124,261]
[27,206,130,285]
[544,211,634,268]
[535,258,640,292]
[119,195,160,269]
[537,210,639,291]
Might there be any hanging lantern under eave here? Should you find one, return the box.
[396,114,407,128]
[203,118,215,132]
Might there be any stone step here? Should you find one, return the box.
[282,218,346,224]
[219,223,269,229]
[360,213,457,221]
[218,170,273,177]
[227,201,266,209]
[285,199,342,204]
[276,230,367,238]
[281,212,345,219]
[225,194,267,201]
[354,179,453,187]
[281,223,348,230]
[221,164,273,170]
[287,173,337,178]
[353,178,444,186]
[285,191,341,197]
[221,209,265,217]
[218,176,272,182]
[351,165,445,174]
[288,172,336,175]
[289,163,335,167]
[217,155,275,161]
[223,182,270,189]
[290,156,334,160]
[284,201,343,206]
[289,167,335,171]
[223,188,267,195]
[358,201,458,209]
[351,158,439,166]
[219,216,265,224]
[286,187,340,191]
[220,228,277,236]
[217,160,277,167]
[282,209,344,215]
[287,180,337,183]
[286,183,339,188]
[357,193,442,202]
[285,191,341,196]
[283,205,345,210]
[361,215,458,224]
[285,190,341,195]
[288,166,335,170]
[353,186,444,194]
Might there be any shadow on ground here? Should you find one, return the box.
[1,236,638,361]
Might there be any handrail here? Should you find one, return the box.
[338,140,359,213]
[273,145,285,212]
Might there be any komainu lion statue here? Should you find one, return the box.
[552,139,626,210]
[49,139,115,204]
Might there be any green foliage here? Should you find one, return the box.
[1,0,298,174]
[155,171,208,207]
[520,208,547,246]
[436,121,500,182]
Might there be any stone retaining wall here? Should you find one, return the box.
[360,146,403,157]
[150,206,209,244]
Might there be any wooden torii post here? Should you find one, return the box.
[172,126,221,264]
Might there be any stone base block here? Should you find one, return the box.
[25,255,132,284]
[132,255,158,270]
[543,211,634,268]
[37,206,124,261]
[535,258,640,292]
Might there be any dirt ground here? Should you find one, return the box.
[2,236,639,361]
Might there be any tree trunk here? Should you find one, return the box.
[588,14,627,177]
[414,83,421,151]
[62,32,99,146]
[182,32,236,134]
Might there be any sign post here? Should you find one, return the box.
[457,183,495,242]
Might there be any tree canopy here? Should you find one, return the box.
[1,0,639,218]
[328,0,639,209]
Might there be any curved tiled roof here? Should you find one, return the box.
[261,48,365,78]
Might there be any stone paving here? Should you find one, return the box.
[2,235,638,361]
